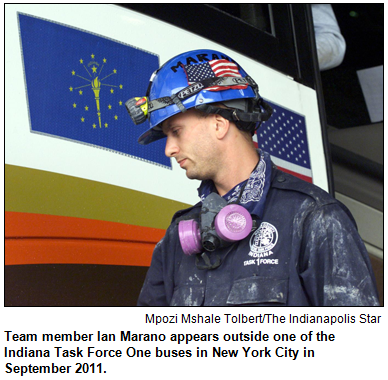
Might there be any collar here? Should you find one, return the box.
[197,149,272,219]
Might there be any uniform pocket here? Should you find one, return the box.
[170,285,205,306]
[227,276,288,305]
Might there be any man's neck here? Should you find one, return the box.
[214,147,260,197]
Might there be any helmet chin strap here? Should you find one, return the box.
[195,97,273,133]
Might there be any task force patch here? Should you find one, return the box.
[245,222,279,266]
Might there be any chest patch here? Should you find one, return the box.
[245,222,279,266]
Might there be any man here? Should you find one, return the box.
[126,49,379,306]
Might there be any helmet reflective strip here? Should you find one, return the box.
[148,76,256,114]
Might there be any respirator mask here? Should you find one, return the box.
[178,192,254,258]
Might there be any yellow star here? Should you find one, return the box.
[119,84,123,89]
[91,54,95,59]
[113,69,117,74]
[114,115,118,120]
[105,123,108,128]
[69,87,73,92]
[73,103,77,108]
[110,88,114,94]
[81,117,85,122]
[103,58,107,63]
[79,90,83,95]
[108,104,112,109]
[85,106,89,111]
[92,66,97,73]
[80,59,83,64]
[93,123,96,128]
[72,70,75,75]
[119,101,122,106]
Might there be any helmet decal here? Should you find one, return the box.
[182,59,248,92]
[169,52,236,73]
[125,49,272,145]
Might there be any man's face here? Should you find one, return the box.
[162,109,220,181]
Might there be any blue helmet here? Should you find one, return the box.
[125,49,272,145]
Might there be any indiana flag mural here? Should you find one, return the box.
[254,102,312,183]
[18,13,170,168]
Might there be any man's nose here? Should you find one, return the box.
[165,136,179,157]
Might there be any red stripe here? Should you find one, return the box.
[210,60,240,75]
[276,166,313,183]
[215,70,240,76]
[245,142,312,183]
[209,59,233,67]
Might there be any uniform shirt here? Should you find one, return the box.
[138,162,379,306]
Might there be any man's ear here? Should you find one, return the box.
[213,113,230,140]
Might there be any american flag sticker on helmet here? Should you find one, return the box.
[183,59,248,91]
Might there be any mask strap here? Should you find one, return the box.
[195,244,236,271]
[195,252,221,270]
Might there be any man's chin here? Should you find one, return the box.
[185,170,208,181]
[184,168,197,180]
[185,171,196,180]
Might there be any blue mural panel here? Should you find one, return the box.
[18,13,170,168]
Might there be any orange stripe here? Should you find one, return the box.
[5,211,165,266]
[5,239,155,266]
[5,211,165,241]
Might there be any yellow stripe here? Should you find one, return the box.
[5,164,191,230]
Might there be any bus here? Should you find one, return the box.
[5,4,383,306]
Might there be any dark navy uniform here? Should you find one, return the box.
[138,165,379,306]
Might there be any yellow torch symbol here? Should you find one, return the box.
[71,55,122,129]
[91,76,102,128]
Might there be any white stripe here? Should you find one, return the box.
[210,62,238,72]
[213,68,240,75]
[212,67,239,76]
[210,61,237,70]
[217,72,241,77]
[271,156,312,177]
